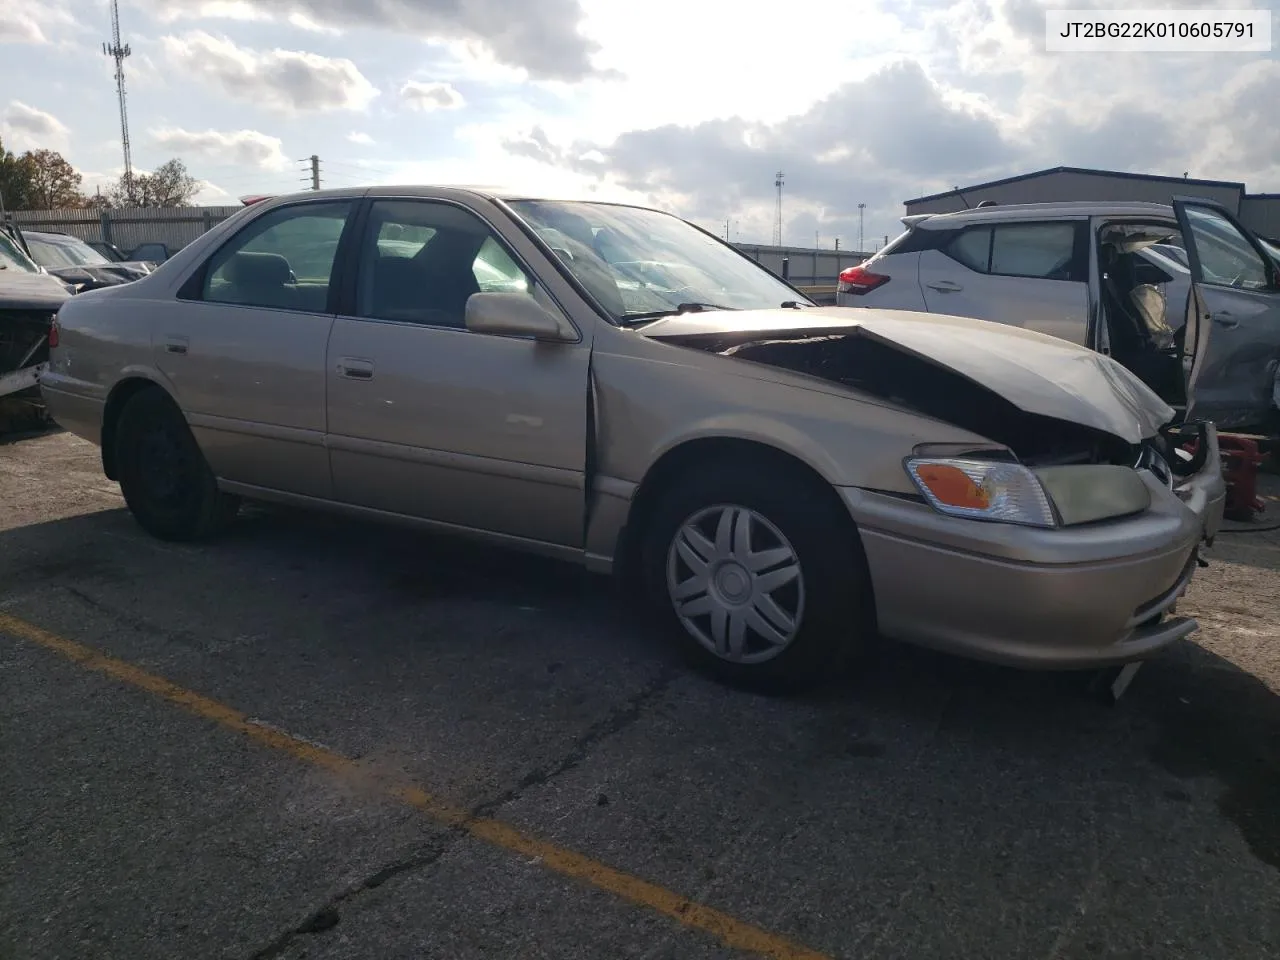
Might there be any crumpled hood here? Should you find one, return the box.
[640,307,1175,444]
[0,270,73,311]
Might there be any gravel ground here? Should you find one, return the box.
[2,429,1278,960]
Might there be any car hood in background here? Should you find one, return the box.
[640,307,1175,445]
[0,270,73,310]
[47,262,149,290]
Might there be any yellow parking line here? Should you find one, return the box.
[0,611,831,960]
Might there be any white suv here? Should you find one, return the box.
[837,200,1280,430]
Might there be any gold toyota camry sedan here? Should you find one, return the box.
[40,186,1226,691]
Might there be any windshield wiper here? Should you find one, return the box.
[780,300,811,309]
[618,302,740,325]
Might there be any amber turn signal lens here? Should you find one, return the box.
[912,463,991,509]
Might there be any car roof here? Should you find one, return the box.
[249,184,662,212]
[909,201,1177,228]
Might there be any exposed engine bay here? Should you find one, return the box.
[653,326,1211,483]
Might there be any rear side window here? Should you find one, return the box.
[943,221,1083,281]
[946,227,992,272]
[200,201,352,313]
[990,223,1077,279]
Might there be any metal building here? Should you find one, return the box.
[904,166,1280,240]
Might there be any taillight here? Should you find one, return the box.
[837,264,889,295]
[47,317,59,349]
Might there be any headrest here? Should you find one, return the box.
[226,251,293,287]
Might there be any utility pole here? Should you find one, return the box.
[834,237,840,251]
[299,156,322,191]
[103,0,133,202]
[857,202,866,253]
[773,171,784,246]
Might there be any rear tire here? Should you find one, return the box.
[640,461,873,694]
[114,388,239,541]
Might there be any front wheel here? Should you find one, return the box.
[114,388,239,541]
[641,465,873,693]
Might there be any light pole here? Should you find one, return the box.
[774,171,784,246]
[857,203,865,253]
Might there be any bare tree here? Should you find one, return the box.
[107,158,200,207]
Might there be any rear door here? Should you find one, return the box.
[158,198,356,498]
[1172,197,1280,427]
[917,219,1091,344]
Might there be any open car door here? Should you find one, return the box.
[1172,196,1280,429]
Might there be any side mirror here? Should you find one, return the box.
[465,292,576,342]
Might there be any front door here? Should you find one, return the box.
[918,219,1090,344]
[156,198,355,498]
[325,197,593,548]
[1172,197,1280,428]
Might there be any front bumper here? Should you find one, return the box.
[841,428,1227,669]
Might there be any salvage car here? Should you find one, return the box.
[836,200,1280,431]
[41,187,1226,691]
[0,225,70,423]
[22,229,151,291]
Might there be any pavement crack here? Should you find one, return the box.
[469,664,679,820]
[246,839,454,960]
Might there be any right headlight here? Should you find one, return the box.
[905,457,1154,528]
[905,457,1057,528]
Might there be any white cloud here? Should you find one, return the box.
[0,2,78,45]
[150,127,292,171]
[146,1,268,24]
[2,101,70,150]
[161,32,378,112]
[142,0,603,80]
[0,11,46,43]
[400,81,465,112]
[347,132,375,145]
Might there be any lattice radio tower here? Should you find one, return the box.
[103,0,134,201]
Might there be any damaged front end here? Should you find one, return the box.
[644,309,1223,536]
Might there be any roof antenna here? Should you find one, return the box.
[953,185,971,209]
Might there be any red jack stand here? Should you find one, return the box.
[1217,434,1266,522]
[1179,432,1266,522]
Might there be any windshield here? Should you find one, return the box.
[505,200,809,320]
[27,235,111,268]
[0,231,40,273]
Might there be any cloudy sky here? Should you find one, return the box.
[1,0,1277,248]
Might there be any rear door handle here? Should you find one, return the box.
[163,335,189,355]
[926,280,963,292]
[338,357,374,380]
[1211,311,1239,329]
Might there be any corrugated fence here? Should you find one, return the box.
[3,206,869,285]
[3,206,242,255]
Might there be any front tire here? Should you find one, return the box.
[114,388,239,541]
[640,463,873,693]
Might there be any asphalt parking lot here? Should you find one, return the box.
[3,429,1279,960]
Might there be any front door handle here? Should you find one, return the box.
[338,357,374,380]
[926,280,963,292]
[1212,311,1239,329]
[163,335,189,355]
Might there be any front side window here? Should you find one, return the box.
[1184,206,1270,289]
[505,199,808,321]
[356,200,532,327]
[201,201,352,312]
